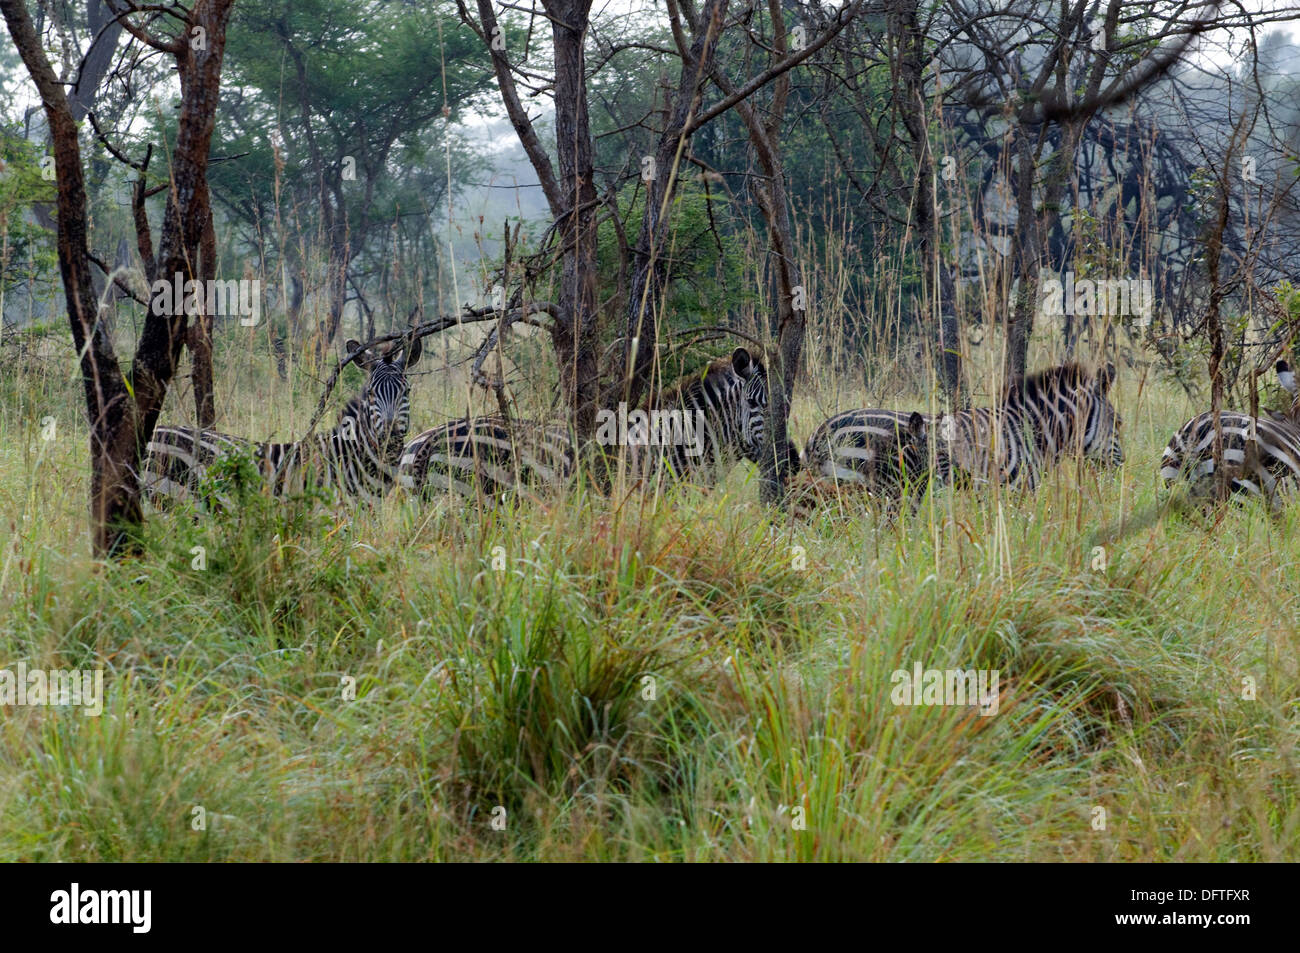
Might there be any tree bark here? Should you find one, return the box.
[3,0,135,554]
[544,0,601,439]
[3,0,236,555]
[1007,128,1040,379]
[709,0,803,504]
[892,0,962,405]
[187,203,218,428]
[615,0,728,410]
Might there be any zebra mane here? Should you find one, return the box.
[1007,362,1109,400]
[338,395,365,428]
[650,351,765,409]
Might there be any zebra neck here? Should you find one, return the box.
[319,410,401,497]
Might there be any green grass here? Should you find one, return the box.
[0,328,1297,861]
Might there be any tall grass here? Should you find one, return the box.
[1,302,1297,861]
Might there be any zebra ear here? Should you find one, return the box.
[405,331,423,368]
[1276,360,1297,396]
[907,411,926,439]
[1098,362,1117,393]
[346,339,373,367]
[731,347,753,376]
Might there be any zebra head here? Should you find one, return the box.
[1081,362,1123,467]
[344,334,422,461]
[729,347,769,462]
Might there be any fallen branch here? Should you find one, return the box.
[303,303,559,436]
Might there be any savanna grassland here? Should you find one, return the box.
[0,323,1297,862]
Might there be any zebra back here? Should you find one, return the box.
[399,416,575,501]
[939,362,1123,489]
[801,408,938,501]
[397,347,768,502]
[1161,411,1300,508]
[1161,362,1300,508]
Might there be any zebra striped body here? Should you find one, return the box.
[801,409,938,501]
[938,363,1123,490]
[399,416,575,501]
[1160,362,1300,508]
[140,336,421,507]
[399,347,769,500]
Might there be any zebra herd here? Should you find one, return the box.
[802,362,1125,501]
[134,334,1300,516]
[138,342,772,509]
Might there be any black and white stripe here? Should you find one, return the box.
[140,336,421,507]
[399,415,575,501]
[1159,361,1300,508]
[399,347,769,500]
[800,362,1122,498]
[801,409,937,502]
[938,362,1123,489]
[617,346,769,483]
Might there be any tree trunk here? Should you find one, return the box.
[716,0,803,504]
[893,0,963,406]
[546,0,601,440]
[1007,130,1039,379]
[188,203,218,428]
[2,0,136,554]
[3,0,236,555]
[616,0,728,409]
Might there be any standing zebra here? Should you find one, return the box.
[139,336,421,507]
[1159,361,1300,509]
[799,362,1122,498]
[400,347,770,500]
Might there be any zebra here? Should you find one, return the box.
[937,362,1123,490]
[398,415,576,502]
[1159,361,1300,509]
[800,409,937,505]
[1268,359,1300,425]
[612,346,769,484]
[139,336,421,508]
[399,346,770,500]
[797,362,1122,500]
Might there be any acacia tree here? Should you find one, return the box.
[216,1,492,355]
[1,0,236,555]
[935,0,1300,377]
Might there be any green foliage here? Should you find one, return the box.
[595,176,756,344]
[0,126,57,293]
[203,0,496,321]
